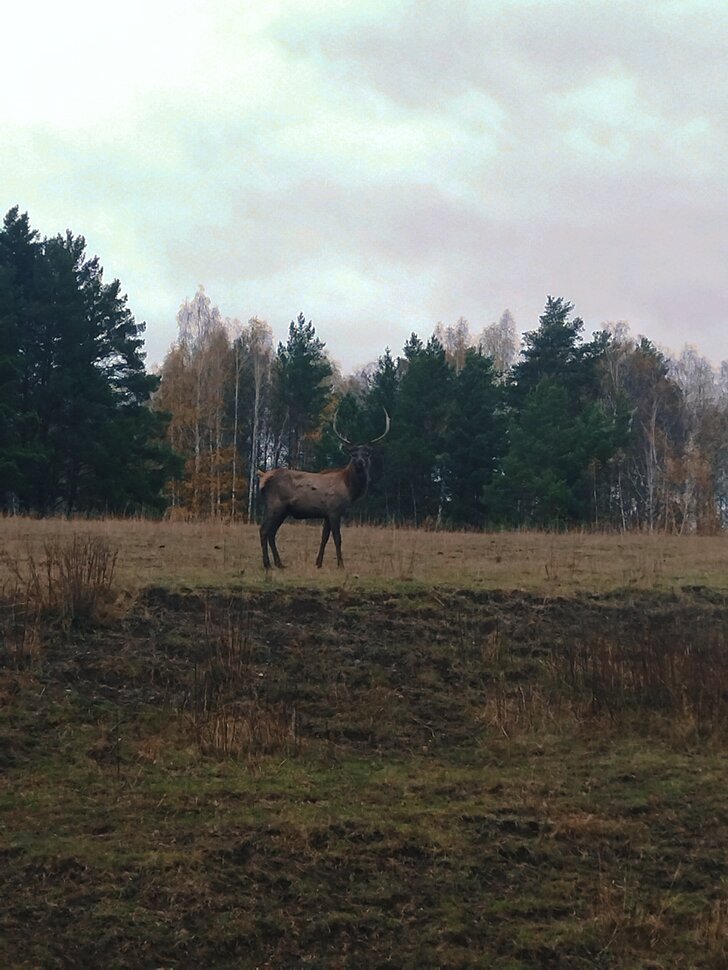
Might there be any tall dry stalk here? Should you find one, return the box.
[0,575,43,668]
[3,535,118,630]
[184,598,298,760]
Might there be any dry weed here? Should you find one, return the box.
[0,534,118,637]
[478,683,571,738]
[553,627,728,736]
[0,576,42,668]
[695,898,728,954]
[184,601,299,761]
[196,701,299,759]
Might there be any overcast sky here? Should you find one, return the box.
[3,0,727,372]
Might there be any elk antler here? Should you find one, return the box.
[332,408,352,445]
[333,406,390,445]
[369,408,391,443]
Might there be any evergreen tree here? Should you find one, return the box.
[359,348,399,518]
[0,207,177,513]
[313,389,364,479]
[495,297,621,526]
[317,349,401,521]
[510,296,609,408]
[491,379,616,525]
[445,349,506,524]
[388,335,452,523]
[271,313,333,468]
[0,208,39,500]
[366,348,399,428]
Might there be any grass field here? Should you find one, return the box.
[1,519,728,967]
[1,515,728,592]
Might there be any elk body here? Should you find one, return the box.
[258,410,390,569]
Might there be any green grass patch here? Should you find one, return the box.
[1,585,728,967]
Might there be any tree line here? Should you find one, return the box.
[155,286,728,533]
[3,208,728,532]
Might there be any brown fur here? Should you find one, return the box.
[258,447,372,570]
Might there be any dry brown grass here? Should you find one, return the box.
[0,533,118,666]
[0,516,726,593]
[695,898,728,957]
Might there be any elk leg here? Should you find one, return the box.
[330,517,344,568]
[316,519,331,568]
[260,526,271,569]
[261,512,286,569]
[268,523,285,568]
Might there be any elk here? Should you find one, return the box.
[258,409,390,569]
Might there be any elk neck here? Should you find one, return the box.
[343,457,370,501]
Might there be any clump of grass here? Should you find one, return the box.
[195,700,299,759]
[553,622,728,737]
[477,611,728,742]
[184,600,299,761]
[694,898,728,958]
[1,535,118,633]
[0,576,42,669]
[479,682,571,738]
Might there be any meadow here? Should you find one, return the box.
[1,518,728,967]
[1,515,728,592]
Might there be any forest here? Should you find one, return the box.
[3,207,728,532]
[154,288,728,533]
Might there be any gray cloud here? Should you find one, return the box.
[2,1,727,372]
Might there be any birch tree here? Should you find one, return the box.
[478,309,519,375]
[239,317,273,520]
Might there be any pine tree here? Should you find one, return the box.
[510,296,609,408]
[445,349,506,524]
[0,208,39,500]
[0,207,176,513]
[389,335,452,523]
[271,313,333,468]
[496,297,620,526]
[491,380,617,525]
